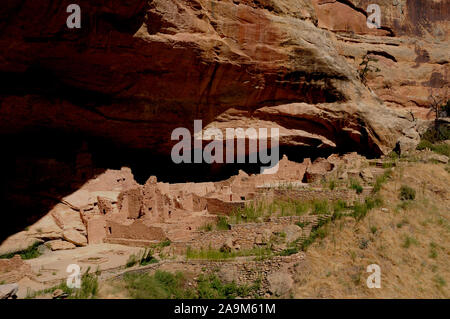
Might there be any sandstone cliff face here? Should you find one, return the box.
[2,0,444,156]
[314,0,449,118]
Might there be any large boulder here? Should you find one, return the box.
[51,204,86,235]
[282,225,303,243]
[28,214,63,241]
[63,229,88,247]
[396,127,421,155]
[45,240,76,251]
[267,272,294,297]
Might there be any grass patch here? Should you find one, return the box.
[149,240,172,249]
[350,196,383,221]
[373,169,392,193]
[26,281,73,299]
[200,217,230,231]
[296,221,310,228]
[402,236,418,248]
[197,274,260,299]
[420,124,450,144]
[26,268,98,299]
[123,271,195,299]
[433,275,447,288]
[349,180,363,194]
[0,242,42,260]
[328,180,336,190]
[73,269,99,299]
[139,248,159,266]
[396,218,409,228]
[229,199,315,224]
[229,199,350,225]
[216,217,230,230]
[229,202,267,223]
[311,199,329,215]
[279,247,299,256]
[126,248,159,268]
[333,200,348,215]
[416,124,450,157]
[122,271,260,299]
[429,242,438,259]
[198,223,213,232]
[126,254,139,268]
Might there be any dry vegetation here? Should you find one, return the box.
[294,163,449,298]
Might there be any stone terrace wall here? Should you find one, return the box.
[114,253,305,297]
[171,215,320,252]
[269,187,373,203]
[204,197,246,215]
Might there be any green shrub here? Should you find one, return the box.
[279,247,299,256]
[416,139,434,151]
[417,139,450,157]
[359,239,369,250]
[0,242,42,260]
[402,236,418,248]
[26,281,73,299]
[433,275,447,288]
[421,124,450,143]
[312,199,329,215]
[350,180,363,194]
[216,217,230,230]
[199,223,213,232]
[350,196,382,221]
[159,240,171,248]
[126,254,138,268]
[399,185,416,201]
[433,143,450,157]
[197,274,259,299]
[382,161,395,169]
[301,215,333,251]
[429,243,438,259]
[72,269,98,299]
[333,200,347,214]
[373,169,392,193]
[296,221,309,228]
[140,248,158,266]
[123,271,195,299]
[328,180,336,190]
[229,202,266,223]
[122,271,258,299]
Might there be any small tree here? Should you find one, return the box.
[359,53,380,85]
[427,92,446,123]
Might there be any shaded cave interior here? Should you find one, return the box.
[0,122,380,243]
